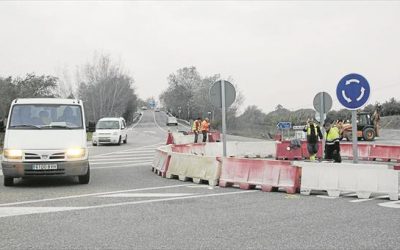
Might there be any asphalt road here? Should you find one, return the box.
[0,110,399,250]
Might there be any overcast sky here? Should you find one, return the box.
[0,1,399,113]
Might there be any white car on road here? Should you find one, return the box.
[92,117,128,146]
[0,98,94,186]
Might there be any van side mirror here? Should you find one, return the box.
[0,120,5,133]
[87,121,96,133]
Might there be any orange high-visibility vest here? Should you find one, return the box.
[201,120,209,132]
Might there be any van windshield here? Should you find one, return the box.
[96,121,120,129]
[9,104,83,129]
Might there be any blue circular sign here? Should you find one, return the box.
[336,73,370,110]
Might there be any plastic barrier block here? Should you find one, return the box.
[166,132,174,145]
[166,152,221,186]
[172,132,195,145]
[297,161,398,200]
[275,141,303,160]
[340,143,370,160]
[171,144,193,154]
[152,149,171,178]
[219,158,300,194]
[369,145,400,162]
[208,131,221,142]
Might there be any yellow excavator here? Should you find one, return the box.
[337,108,381,141]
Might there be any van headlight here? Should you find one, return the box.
[113,132,118,136]
[3,149,23,160]
[66,148,86,158]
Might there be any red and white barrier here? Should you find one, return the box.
[275,141,303,160]
[152,147,172,177]
[369,144,400,162]
[219,157,300,194]
[340,143,370,160]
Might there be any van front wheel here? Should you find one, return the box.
[78,166,90,184]
[4,176,14,186]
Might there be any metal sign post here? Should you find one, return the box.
[313,92,333,159]
[351,110,358,163]
[209,80,236,158]
[221,80,227,157]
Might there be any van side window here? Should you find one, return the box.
[121,120,125,129]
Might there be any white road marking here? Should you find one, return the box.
[98,193,194,198]
[90,160,153,165]
[153,110,168,133]
[186,185,216,189]
[0,184,193,207]
[316,195,339,199]
[378,201,400,209]
[349,195,389,203]
[90,156,154,162]
[91,162,153,169]
[0,207,84,218]
[91,152,155,158]
[91,142,162,157]
[130,113,144,129]
[0,190,257,218]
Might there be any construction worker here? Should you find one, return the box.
[201,118,210,142]
[303,118,323,161]
[192,117,202,143]
[324,121,341,163]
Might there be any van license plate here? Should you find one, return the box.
[32,164,58,170]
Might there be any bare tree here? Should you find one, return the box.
[77,54,138,123]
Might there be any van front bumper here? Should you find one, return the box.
[1,160,89,177]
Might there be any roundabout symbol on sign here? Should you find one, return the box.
[336,73,370,110]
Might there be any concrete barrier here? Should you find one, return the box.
[296,161,398,200]
[219,158,300,194]
[166,152,220,186]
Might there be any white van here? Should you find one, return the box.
[91,117,128,146]
[0,98,95,186]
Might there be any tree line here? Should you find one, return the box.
[0,54,140,124]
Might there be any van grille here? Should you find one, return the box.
[24,153,41,160]
[49,153,65,160]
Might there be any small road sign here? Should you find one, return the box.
[336,73,370,110]
[313,92,332,113]
[277,122,292,130]
[209,80,236,108]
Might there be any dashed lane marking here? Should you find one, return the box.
[98,193,194,198]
